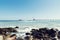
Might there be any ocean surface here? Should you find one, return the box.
[0,20,60,37]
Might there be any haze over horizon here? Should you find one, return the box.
[0,0,60,20]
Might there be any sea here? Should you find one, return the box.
[0,19,60,38]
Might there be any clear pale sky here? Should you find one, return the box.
[0,0,60,20]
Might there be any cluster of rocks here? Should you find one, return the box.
[1,27,60,40]
[0,27,18,35]
[24,28,60,40]
[0,27,18,40]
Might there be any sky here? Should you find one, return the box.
[0,0,60,20]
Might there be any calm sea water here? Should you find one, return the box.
[0,20,60,37]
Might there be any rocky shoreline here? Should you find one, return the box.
[21,28,60,40]
[0,27,60,40]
